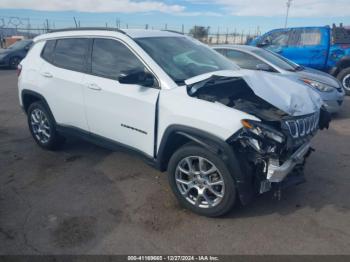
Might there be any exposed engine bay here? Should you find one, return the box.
[188,76,288,121]
[188,75,332,197]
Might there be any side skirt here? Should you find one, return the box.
[56,125,157,167]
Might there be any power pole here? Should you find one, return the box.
[46,19,49,32]
[73,17,78,28]
[284,0,292,28]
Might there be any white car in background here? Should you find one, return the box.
[18,28,329,216]
[213,45,345,113]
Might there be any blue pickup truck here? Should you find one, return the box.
[250,24,350,94]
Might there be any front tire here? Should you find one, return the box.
[27,102,65,150]
[337,67,350,95]
[167,144,236,217]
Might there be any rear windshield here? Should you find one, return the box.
[135,36,238,84]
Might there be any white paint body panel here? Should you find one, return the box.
[157,86,259,152]
[82,74,159,157]
[38,60,89,130]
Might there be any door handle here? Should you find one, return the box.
[86,83,102,91]
[41,72,53,78]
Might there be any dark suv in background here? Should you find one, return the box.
[0,39,33,69]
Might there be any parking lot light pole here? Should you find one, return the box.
[284,0,292,28]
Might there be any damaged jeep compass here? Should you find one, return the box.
[18,28,331,217]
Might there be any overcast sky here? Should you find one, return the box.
[0,0,349,33]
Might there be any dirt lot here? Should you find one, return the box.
[1,69,350,255]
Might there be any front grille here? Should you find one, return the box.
[285,112,319,138]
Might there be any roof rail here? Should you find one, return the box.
[48,27,126,34]
[161,29,184,35]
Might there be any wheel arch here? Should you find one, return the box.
[334,56,350,76]
[156,125,254,205]
[21,90,56,124]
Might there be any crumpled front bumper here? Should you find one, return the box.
[266,142,311,183]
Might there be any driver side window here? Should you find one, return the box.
[91,38,144,80]
[263,30,290,47]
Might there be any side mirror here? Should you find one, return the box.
[256,63,273,72]
[118,69,155,87]
[257,39,270,47]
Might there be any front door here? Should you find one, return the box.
[83,38,159,157]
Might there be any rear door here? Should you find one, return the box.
[39,38,90,131]
[287,28,328,69]
[83,38,160,157]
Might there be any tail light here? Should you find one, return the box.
[17,64,22,77]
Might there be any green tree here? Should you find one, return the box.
[189,26,209,40]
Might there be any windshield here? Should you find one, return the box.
[8,40,32,50]
[135,37,238,84]
[251,48,302,72]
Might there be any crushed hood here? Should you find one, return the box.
[185,69,322,116]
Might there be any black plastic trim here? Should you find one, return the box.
[21,90,56,122]
[153,94,160,158]
[48,27,126,35]
[56,124,156,166]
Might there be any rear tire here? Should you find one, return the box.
[337,67,350,95]
[167,143,236,217]
[27,102,65,150]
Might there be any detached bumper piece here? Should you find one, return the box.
[258,143,312,195]
[267,142,311,183]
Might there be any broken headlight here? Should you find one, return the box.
[241,119,285,143]
[301,78,334,92]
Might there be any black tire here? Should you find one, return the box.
[337,67,350,95]
[9,56,21,69]
[27,101,65,150]
[167,143,236,217]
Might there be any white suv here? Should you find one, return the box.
[18,28,330,217]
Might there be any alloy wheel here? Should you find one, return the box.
[30,108,51,144]
[175,156,225,208]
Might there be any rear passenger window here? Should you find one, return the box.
[91,38,144,79]
[41,40,56,62]
[226,50,262,70]
[53,38,89,72]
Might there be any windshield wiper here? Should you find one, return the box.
[174,79,185,85]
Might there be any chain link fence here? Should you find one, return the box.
[0,16,261,46]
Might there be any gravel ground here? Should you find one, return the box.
[1,69,350,255]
